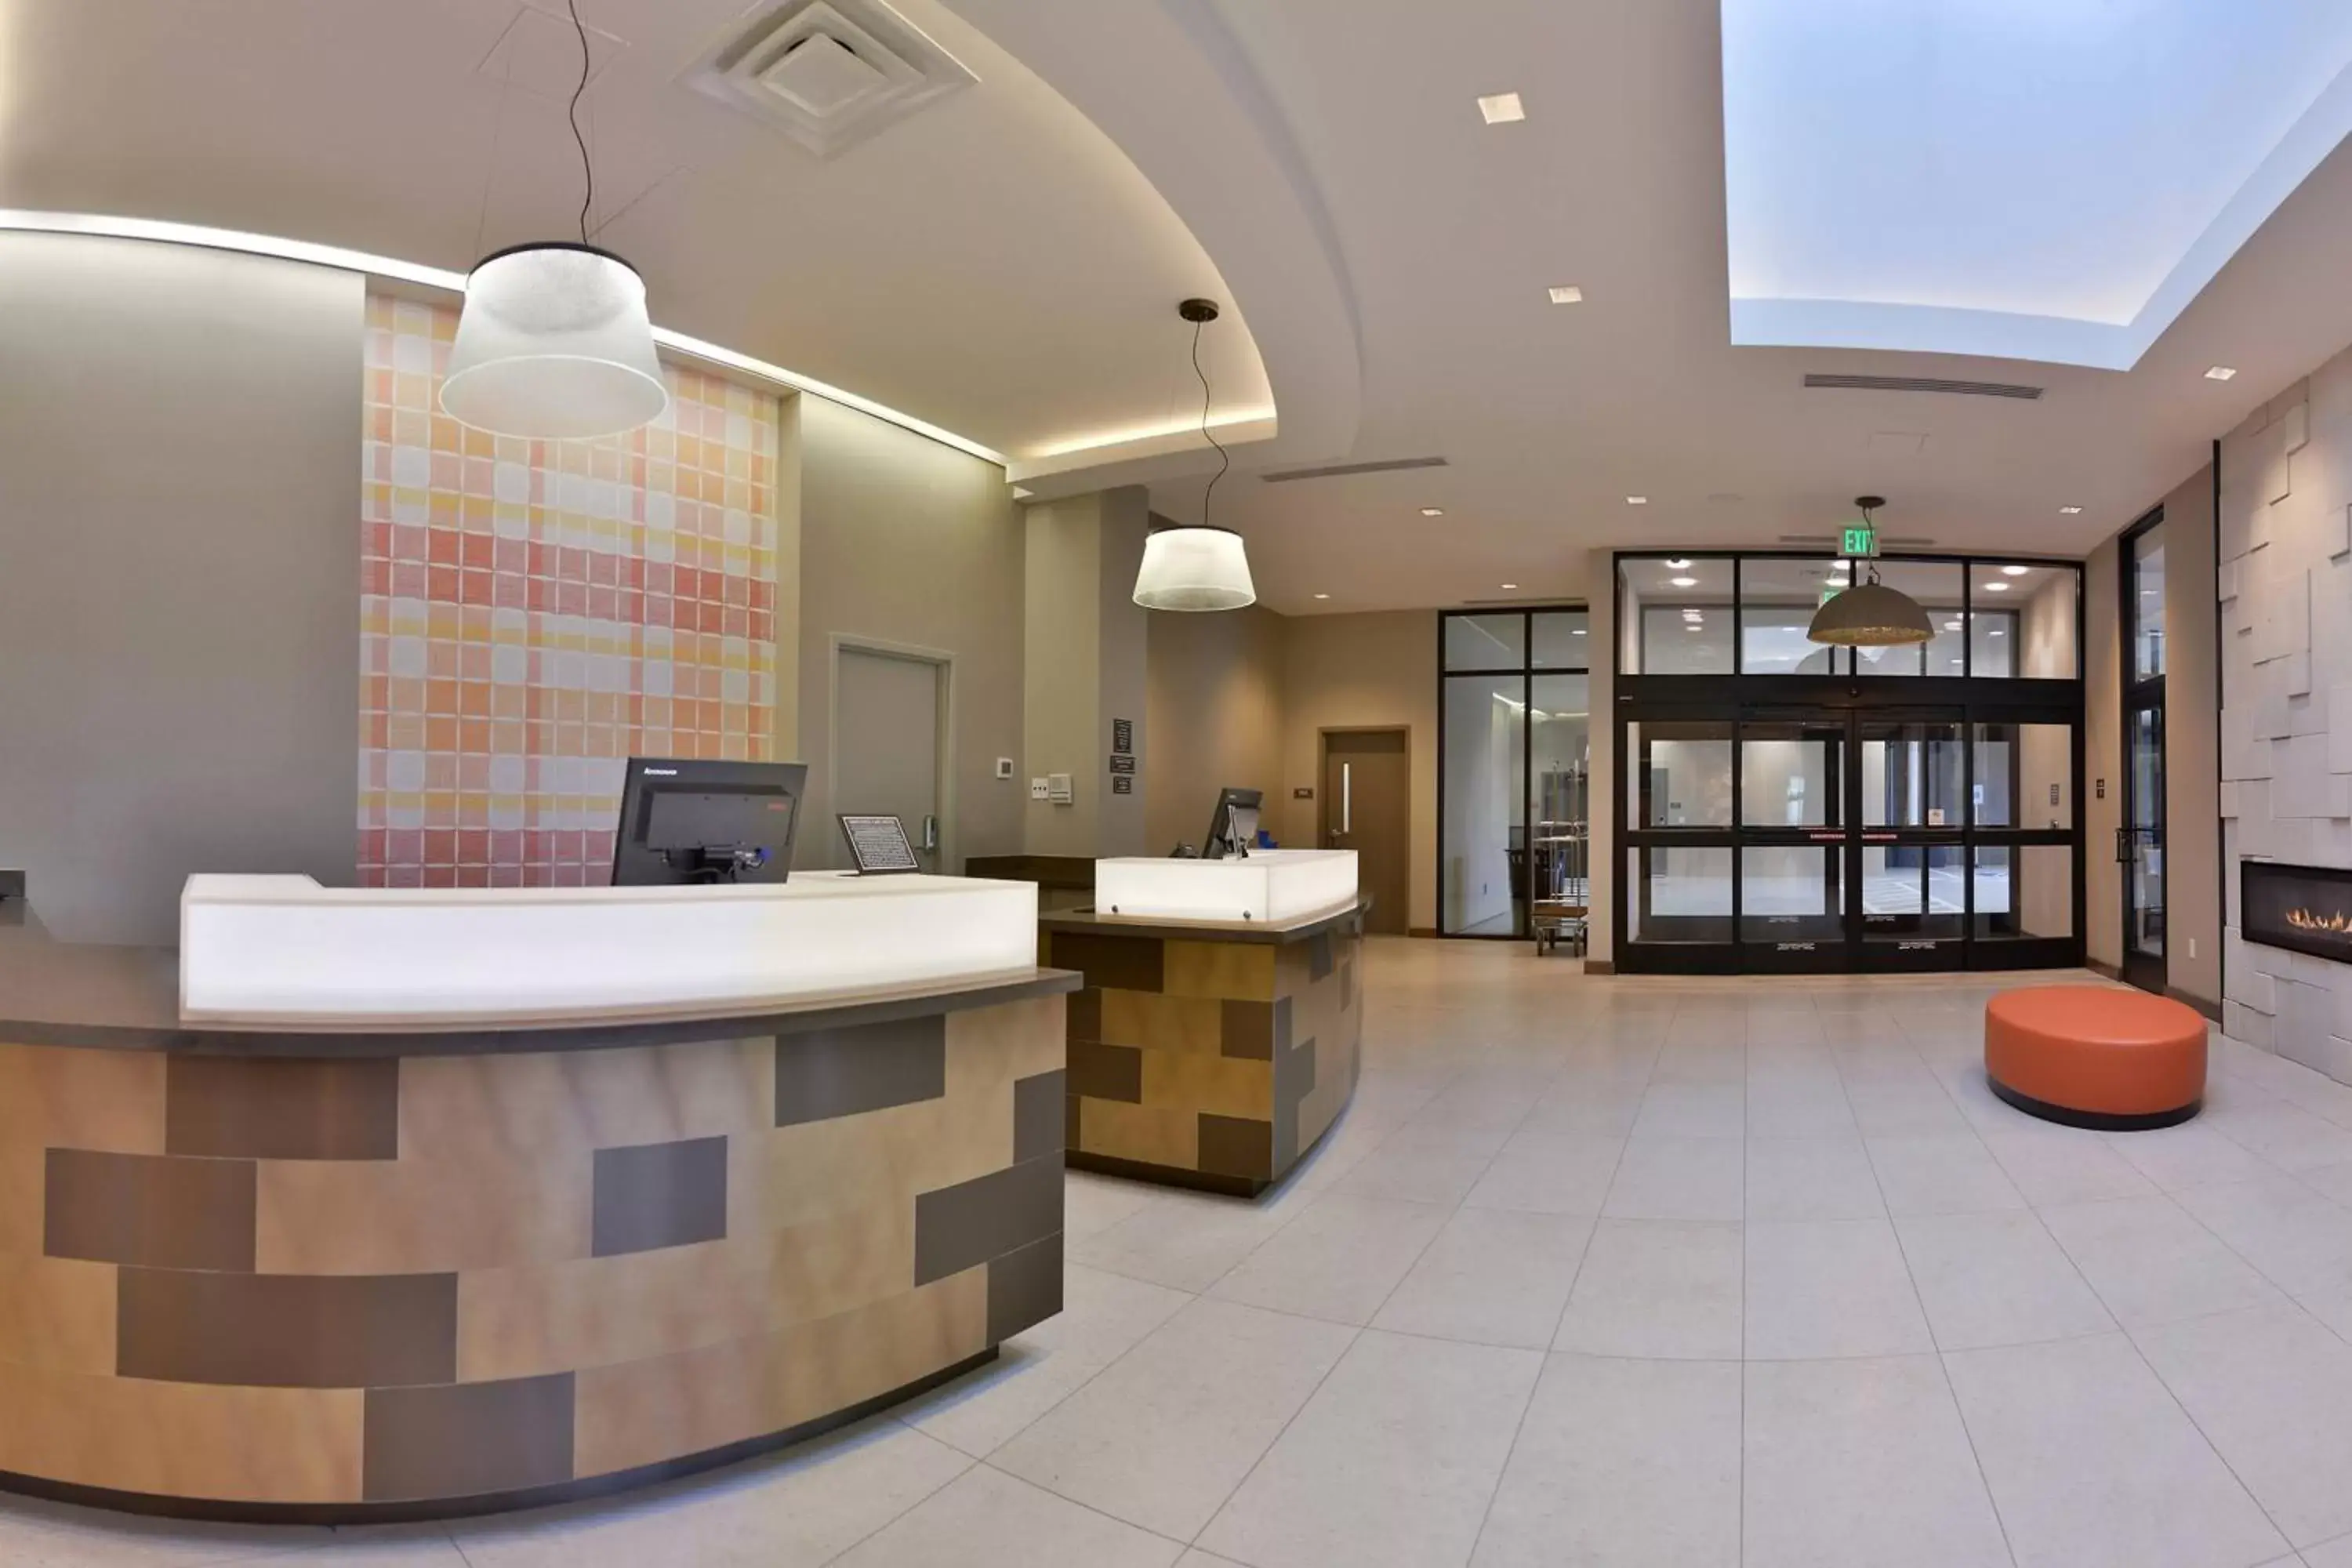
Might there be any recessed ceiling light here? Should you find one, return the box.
[2001,564,2030,576]
[1684,624,1702,633]
[1571,628,1587,636]
[1670,575,1697,588]
[1944,620,1962,631]
[1983,581,2010,592]
[1313,593,1330,600]
[1420,506,1445,517]
[1478,92,1526,125]
[1501,583,1519,590]
[2059,505,2083,515]
[2205,365,2238,381]
[1664,557,1690,568]
[1548,285,1584,305]
[1627,495,1649,506]
[1991,628,2005,637]
[1949,658,1963,666]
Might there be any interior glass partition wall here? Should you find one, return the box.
[1615,553,2084,974]
[1440,608,1589,938]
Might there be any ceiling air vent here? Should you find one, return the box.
[1803,373,2044,401]
[1261,456,1450,484]
[682,0,976,159]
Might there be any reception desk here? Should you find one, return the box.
[1044,851,1364,1195]
[0,873,1073,1521]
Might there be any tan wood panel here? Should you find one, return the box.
[396,1037,776,1163]
[256,1145,592,1276]
[0,1254,114,1375]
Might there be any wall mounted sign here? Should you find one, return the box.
[1112,775,1133,795]
[1112,719,1133,755]
[1109,754,1136,775]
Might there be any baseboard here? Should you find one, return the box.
[1407,926,1440,938]
[2087,958,2123,982]
[1584,959,1615,975]
[2168,986,2223,1023]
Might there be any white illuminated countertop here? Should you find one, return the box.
[1092,849,1358,927]
[179,873,1040,1027]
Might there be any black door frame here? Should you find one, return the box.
[2119,506,2169,994]
[1611,550,2087,976]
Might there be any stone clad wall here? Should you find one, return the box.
[2218,361,2352,1080]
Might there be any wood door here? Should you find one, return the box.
[835,648,944,872]
[1323,729,1410,935]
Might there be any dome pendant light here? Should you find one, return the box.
[441,0,667,441]
[1808,496,1933,647]
[1133,299,1257,612]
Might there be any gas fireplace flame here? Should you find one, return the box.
[2285,906,2352,936]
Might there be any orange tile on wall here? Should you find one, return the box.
[358,297,780,887]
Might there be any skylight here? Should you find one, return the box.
[1722,2,2352,368]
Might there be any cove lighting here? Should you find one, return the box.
[1548,285,1584,304]
[1479,93,1526,125]
[0,209,1007,464]
[2205,365,2239,381]
[2001,564,2031,576]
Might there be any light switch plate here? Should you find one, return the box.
[996,757,1014,780]
[1029,778,1050,801]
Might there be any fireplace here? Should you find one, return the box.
[2242,861,2352,965]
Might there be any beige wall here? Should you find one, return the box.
[1278,611,1441,932]
[1020,490,1149,858]
[1145,605,1287,855]
[0,237,364,945]
[793,394,1026,871]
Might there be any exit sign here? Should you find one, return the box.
[1840,525,1880,558]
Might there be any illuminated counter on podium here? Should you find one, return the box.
[1044,850,1365,1195]
[0,872,1072,1521]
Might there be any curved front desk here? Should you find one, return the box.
[1044,896,1365,1196]
[0,876,1073,1522]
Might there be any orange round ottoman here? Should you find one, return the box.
[1984,986,2206,1130]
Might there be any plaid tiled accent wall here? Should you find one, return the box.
[358,296,782,887]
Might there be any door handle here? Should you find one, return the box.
[2114,827,2129,864]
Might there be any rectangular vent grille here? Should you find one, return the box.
[1261,456,1449,484]
[1803,373,2044,401]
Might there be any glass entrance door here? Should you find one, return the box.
[2125,702,2166,986]
[1854,714,1969,967]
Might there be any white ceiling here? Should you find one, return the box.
[0,0,1272,466]
[1723,0,2352,367]
[9,0,2351,621]
[946,0,2352,615]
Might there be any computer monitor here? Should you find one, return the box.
[611,757,808,886]
[1203,786,1263,861]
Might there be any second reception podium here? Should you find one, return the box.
[1043,850,1364,1195]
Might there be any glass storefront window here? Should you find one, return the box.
[1628,720,1733,828]
[1619,557,1733,675]
[1443,673,1526,934]
[1737,557,1843,674]
[1627,846,1732,943]
[1740,721,1840,827]
[1853,561,1966,677]
[1740,846,1842,942]
[1973,564,2076,678]
[1973,723,2073,830]
[2132,528,2167,681]
[1531,612,1591,670]
[1445,614,1525,670]
[1974,845,2074,939]
[1530,675,1591,906]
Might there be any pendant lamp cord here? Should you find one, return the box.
[567,0,594,244]
[1191,317,1229,530]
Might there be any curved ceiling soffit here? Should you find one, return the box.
[948,0,1363,496]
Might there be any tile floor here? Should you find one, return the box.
[18,938,2352,1566]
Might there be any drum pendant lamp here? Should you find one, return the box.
[1808,496,1933,647]
[441,0,668,441]
[1133,299,1257,612]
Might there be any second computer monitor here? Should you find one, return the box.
[1203,786,1263,860]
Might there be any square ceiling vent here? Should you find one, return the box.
[684,0,977,159]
